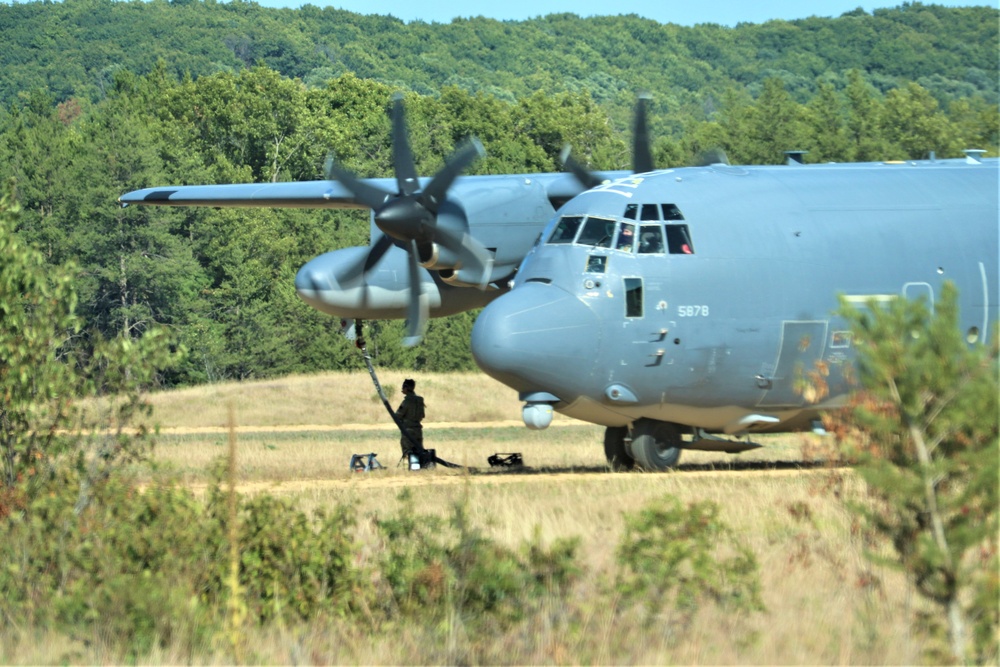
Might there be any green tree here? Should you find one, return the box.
[844,69,888,161]
[947,96,1000,157]
[834,283,998,663]
[880,82,956,159]
[0,180,178,499]
[805,80,852,162]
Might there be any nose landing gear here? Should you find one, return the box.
[603,419,683,472]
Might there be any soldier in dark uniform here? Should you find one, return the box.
[395,378,425,459]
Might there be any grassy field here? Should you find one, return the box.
[37,371,928,664]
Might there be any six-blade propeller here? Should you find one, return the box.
[324,94,494,346]
[327,93,706,346]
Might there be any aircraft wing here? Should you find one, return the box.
[118,172,624,210]
[118,179,395,209]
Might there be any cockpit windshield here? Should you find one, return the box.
[576,216,615,247]
[546,208,694,255]
[549,215,584,243]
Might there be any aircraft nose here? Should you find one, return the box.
[472,283,600,396]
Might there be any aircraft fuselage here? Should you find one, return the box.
[471,158,999,436]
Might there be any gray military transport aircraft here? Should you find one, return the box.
[119,97,999,471]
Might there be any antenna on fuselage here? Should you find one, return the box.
[784,150,808,165]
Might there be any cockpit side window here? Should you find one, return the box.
[638,224,665,254]
[615,222,636,252]
[662,204,685,220]
[625,203,685,221]
[577,216,616,247]
[665,224,695,254]
[548,215,584,244]
[640,204,660,221]
[624,278,643,318]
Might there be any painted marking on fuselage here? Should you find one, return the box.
[677,305,710,317]
[980,262,990,342]
[841,294,898,305]
[902,282,934,310]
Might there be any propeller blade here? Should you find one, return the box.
[391,94,420,198]
[633,93,655,174]
[560,145,605,190]
[325,154,392,211]
[421,139,485,212]
[339,234,394,284]
[403,239,428,347]
[692,148,731,167]
[434,223,494,290]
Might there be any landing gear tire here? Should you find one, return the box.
[628,419,682,471]
[603,426,634,471]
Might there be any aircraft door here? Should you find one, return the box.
[615,274,678,373]
[757,320,828,407]
[903,282,934,311]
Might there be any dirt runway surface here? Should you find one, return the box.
[195,460,846,496]
[157,419,844,496]
[158,420,553,436]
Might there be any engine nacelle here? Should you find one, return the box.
[439,265,495,288]
[417,242,461,270]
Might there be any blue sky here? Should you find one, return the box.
[251,0,991,26]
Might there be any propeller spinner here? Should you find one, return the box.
[324,94,494,346]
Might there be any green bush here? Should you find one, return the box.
[0,468,217,657]
[0,459,364,660]
[614,495,764,629]
[374,490,581,631]
[207,490,359,624]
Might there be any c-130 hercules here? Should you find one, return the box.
[120,95,999,471]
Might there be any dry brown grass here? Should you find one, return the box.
[61,372,927,663]
[146,370,541,429]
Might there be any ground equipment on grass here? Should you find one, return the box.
[488,452,524,468]
[350,453,384,472]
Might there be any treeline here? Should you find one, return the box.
[0,0,996,120]
[0,62,996,385]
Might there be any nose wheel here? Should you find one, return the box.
[627,419,682,471]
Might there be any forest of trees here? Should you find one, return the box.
[0,1,997,386]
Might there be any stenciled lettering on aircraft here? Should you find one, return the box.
[585,176,646,198]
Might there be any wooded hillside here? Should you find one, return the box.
[0,2,996,116]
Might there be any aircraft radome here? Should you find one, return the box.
[119,96,999,472]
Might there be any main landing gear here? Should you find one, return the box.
[604,418,682,472]
[604,418,765,472]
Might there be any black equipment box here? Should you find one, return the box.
[488,452,523,468]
